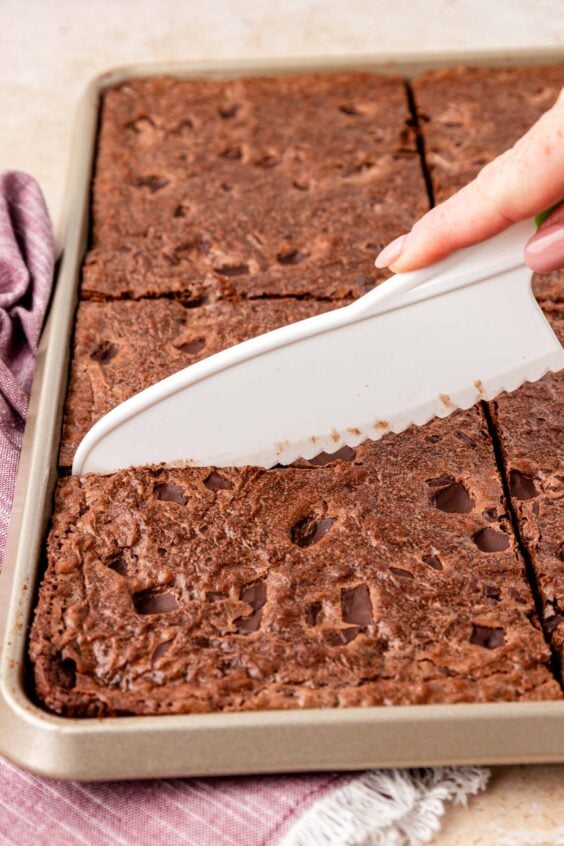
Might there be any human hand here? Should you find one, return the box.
[375,87,564,274]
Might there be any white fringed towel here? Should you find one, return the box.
[280,767,489,846]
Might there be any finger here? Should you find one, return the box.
[525,202,564,272]
[375,87,564,273]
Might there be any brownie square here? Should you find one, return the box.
[83,73,428,301]
[31,408,560,716]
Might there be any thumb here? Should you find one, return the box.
[525,202,564,272]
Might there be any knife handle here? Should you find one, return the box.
[351,219,535,320]
[535,201,563,228]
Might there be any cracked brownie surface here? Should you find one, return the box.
[32,409,560,716]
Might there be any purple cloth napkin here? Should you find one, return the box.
[0,170,54,565]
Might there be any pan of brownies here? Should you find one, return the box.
[0,49,563,780]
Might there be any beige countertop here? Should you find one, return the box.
[1,1,563,842]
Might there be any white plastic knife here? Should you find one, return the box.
[72,220,564,475]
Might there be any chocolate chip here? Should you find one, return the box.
[306,601,322,626]
[341,584,373,626]
[422,554,443,571]
[107,558,128,576]
[177,338,206,355]
[219,103,240,118]
[235,580,267,634]
[276,249,307,265]
[220,145,242,160]
[204,471,233,492]
[433,482,474,514]
[307,446,356,466]
[193,637,211,648]
[235,613,262,634]
[292,179,310,191]
[473,527,510,552]
[133,175,169,192]
[509,470,538,501]
[389,567,414,579]
[470,624,505,649]
[214,263,250,276]
[326,627,361,645]
[133,589,179,615]
[483,584,501,600]
[90,341,118,363]
[173,203,188,218]
[185,295,209,308]
[154,482,187,505]
[52,654,76,689]
[558,543,564,562]
[546,614,563,633]
[240,581,267,611]
[508,587,522,600]
[339,104,363,115]
[291,516,336,547]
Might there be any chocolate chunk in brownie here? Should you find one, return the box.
[83,73,428,300]
[31,408,560,717]
[491,305,564,672]
[59,297,341,465]
[412,65,564,304]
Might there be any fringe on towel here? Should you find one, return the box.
[279,766,489,846]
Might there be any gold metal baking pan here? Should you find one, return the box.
[1,47,563,781]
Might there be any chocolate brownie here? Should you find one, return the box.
[31,408,560,717]
[491,305,564,672]
[59,297,340,466]
[30,66,564,716]
[83,73,428,301]
[412,65,564,303]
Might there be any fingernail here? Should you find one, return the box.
[375,234,408,269]
[525,224,564,273]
